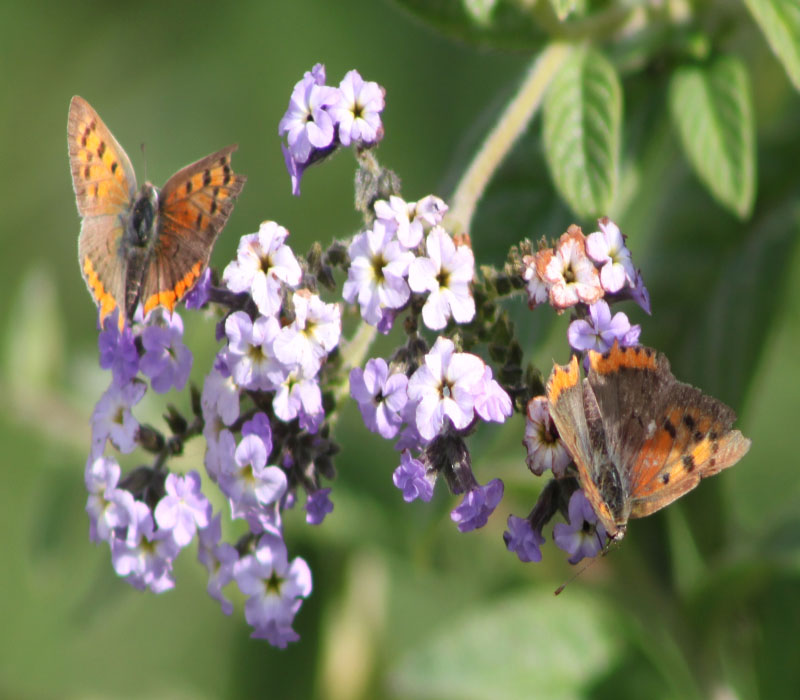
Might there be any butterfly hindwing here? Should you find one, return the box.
[142,145,246,314]
[69,96,138,325]
[546,355,620,535]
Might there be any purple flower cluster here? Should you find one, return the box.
[279,64,385,195]
[343,194,464,332]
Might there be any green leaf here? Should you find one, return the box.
[549,0,582,22]
[389,589,623,700]
[669,56,756,219]
[744,0,800,91]
[542,46,622,220]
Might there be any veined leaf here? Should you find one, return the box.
[542,46,622,220]
[744,0,800,91]
[669,56,756,219]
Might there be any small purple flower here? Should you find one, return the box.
[586,218,636,294]
[342,224,414,326]
[407,337,485,441]
[450,479,504,533]
[183,267,213,310]
[220,434,288,519]
[203,421,236,484]
[504,515,545,563]
[224,311,282,391]
[111,500,179,593]
[305,488,334,525]
[629,269,652,315]
[234,532,312,648]
[139,312,192,394]
[473,366,513,424]
[408,227,476,330]
[278,63,340,164]
[98,317,139,387]
[272,368,324,431]
[349,358,408,439]
[392,451,433,503]
[553,490,607,564]
[201,362,241,427]
[330,69,385,147]
[222,222,302,317]
[85,454,136,543]
[282,144,308,197]
[242,412,273,457]
[91,378,146,454]
[568,300,637,355]
[154,471,212,548]
[197,514,239,615]
[523,396,571,477]
[273,292,341,377]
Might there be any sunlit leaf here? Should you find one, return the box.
[744,0,800,90]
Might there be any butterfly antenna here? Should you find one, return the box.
[554,531,614,596]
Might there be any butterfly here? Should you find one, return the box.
[67,95,246,328]
[546,342,751,541]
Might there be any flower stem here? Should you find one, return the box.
[445,42,573,237]
[331,319,377,418]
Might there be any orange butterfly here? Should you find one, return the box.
[67,96,246,328]
[546,342,750,541]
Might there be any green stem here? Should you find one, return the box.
[444,42,573,237]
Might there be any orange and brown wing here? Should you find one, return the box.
[546,355,621,536]
[142,145,246,314]
[587,343,750,520]
[68,96,137,326]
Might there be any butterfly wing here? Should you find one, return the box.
[587,343,750,520]
[546,355,622,536]
[141,145,246,314]
[68,96,137,325]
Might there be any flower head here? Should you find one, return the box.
[504,515,545,563]
[91,379,147,454]
[392,450,433,502]
[98,317,139,387]
[139,311,192,394]
[450,479,504,532]
[154,471,212,548]
[523,396,571,477]
[273,292,341,377]
[567,300,639,355]
[586,218,636,294]
[330,69,385,147]
[224,311,283,391]
[349,358,408,439]
[553,490,607,564]
[538,226,603,310]
[304,488,334,525]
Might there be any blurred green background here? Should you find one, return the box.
[2,1,799,698]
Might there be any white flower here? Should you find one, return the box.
[273,292,341,377]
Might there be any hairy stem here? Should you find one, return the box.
[445,42,573,237]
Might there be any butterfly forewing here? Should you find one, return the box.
[142,145,246,314]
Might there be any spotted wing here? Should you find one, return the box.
[68,96,138,326]
[587,343,750,520]
[141,145,246,314]
[546,355,621,536]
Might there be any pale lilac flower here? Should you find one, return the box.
[272,368,323,431]
[539,228,603,309]
[98,317,138,387]
[342,224,414,325]
[222,222,302,317]
[374,196,421,249]
[282,144,308,197]
[220,434,288,520]
[504,515,545,563]
[392,451,433,502]
[473,366,513,424]
[203,419,236,484]
[139,311,192,394]
[183,267,213,310]
[241,412,273,457]
[91,379,146,454]
[349,358,408,439]
[407,337,485,440]
[629,269,652,315]
[197,514,238,615]
[586,218,636,293]
[224,311,282,391]
[85,454,135,543]
[523,396,571,477]
[408,227,475,330]
[305,488,333,525]
[273,292,341,377]
[154,471,212,548]
[201,361,240,427]
[234,533,312,648]
[553,490,607,564]
[111,501,179,593]
[330,69,385,147]
[522,255,549,308]
[568,300,637,355]
[450,479,504,533]
[278,64,340,164]
[411,195,448,230]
